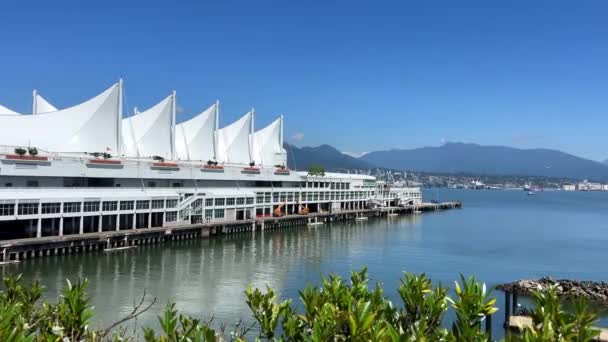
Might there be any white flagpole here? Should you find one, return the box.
[214,100,219,161]
[32,89,37,114]
[250,108,255,164]
[117,79,123,156]
[171,91,177,160]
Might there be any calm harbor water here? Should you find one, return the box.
[4,189,608,333]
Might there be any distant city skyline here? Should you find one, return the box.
[1,1,607,161]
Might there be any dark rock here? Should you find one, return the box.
[497,277,608,306]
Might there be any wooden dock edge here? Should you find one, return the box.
[508,315,608,341]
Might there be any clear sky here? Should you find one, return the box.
[1,1,607,161]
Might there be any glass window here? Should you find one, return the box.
[236,198,245,205]
[147,181,157,187]
[215,198,225,206]
[26,180,39,187]
[151,200,164,209]
[136,200,150,210]
[205,198,213,207]
[256,194,264,203]
[273,193,279,202]
[120,201,134,211]
[214,209,224,219]
[205,209,213,219]
[246,197,254,205]
[166,199,178,208]
[264,193,271,203]
[41,203,61,214]
[18,203,39,215]
[83,201,100,212]
[63,202,81,213]
[102,201,118,211]
[226,198,236,206]
[0,203,15,216]
[165,211,177,222]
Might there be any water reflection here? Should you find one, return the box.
[6,215,423,328]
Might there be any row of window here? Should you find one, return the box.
[204,208,224,219]
[204,198,254,207]
[0,199,179,216]
[1,190,380,217]
[306,182,351,190]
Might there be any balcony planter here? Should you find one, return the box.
[242,167,261,174]
[201,164,224,172]
[274,168,290,175]
[2,154,51,165]
[151,162,179,170]
[86,159,123,168]
[6,154,47,161]
[5,154,49,161]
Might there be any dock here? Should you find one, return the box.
[506,315,608,341]
[503,288,608,341]
[0,202,460,262]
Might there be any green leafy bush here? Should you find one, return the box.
[0,269,600,341]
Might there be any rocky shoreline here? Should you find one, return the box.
[497,277,608,306]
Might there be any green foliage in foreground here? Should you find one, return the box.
[0,268,601,341]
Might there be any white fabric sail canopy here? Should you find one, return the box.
[0,104,20,115]
[175,102,217,161]
[122,93,175,159]
[33,92,58,114]
[253,116,286,167]
[216,111,253,165]
[0,83,121,153]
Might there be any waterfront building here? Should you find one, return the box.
[562,184,576,191]
[0,81,421,240]
[577,180,603,191]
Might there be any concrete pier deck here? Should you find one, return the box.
[0,201,461,262]
[507,315,608,341]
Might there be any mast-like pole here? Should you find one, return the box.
[280,114,284,148]
[117,79,123,156]
[171,91,177,160]
[250,108,255,164]
[32,89,37,114]
[214,100,219,160]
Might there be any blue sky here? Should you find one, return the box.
[1,1,607,161]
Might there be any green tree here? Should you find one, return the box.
[307,165,326,177]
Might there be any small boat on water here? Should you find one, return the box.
[307,222,324,226]
[104,246,138,252]
[527,191,536,196]
[0,260,20,266]
[355,216,368,221]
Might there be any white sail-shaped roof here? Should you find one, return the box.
[122,93,175,159]
[0,83,121,153]
[0,104,20,115]
[175,102,217,161]
[253,116,286,166]
[33,92,58,114]
[216,111,253,164]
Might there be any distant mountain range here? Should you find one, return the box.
[285,143,373,171]
[286,142,608,181]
